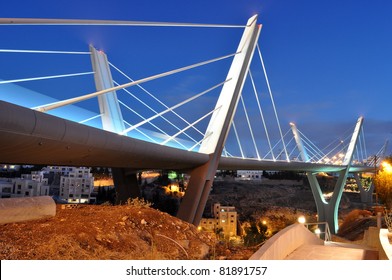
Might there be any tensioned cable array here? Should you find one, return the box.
[0,49,90,55]
[33,52,239,112]
[0,72,94,85]
[248,70,275,160]
[257,44,289,162]
[109,62,205,137]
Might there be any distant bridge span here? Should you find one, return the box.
[0,101,372,173]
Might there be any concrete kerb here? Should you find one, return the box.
[249,223,324,260]
[0,196,56,224]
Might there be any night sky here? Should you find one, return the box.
[1,0,391,159]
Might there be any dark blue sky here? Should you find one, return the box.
[1,0,391,158]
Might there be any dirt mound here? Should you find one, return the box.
[0,204,218,260]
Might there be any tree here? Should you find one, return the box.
[374,157,392,209]
[243,221,268,246]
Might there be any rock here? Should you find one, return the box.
[189,240,210,259]
[141,219,147,225]
[121,216,129,222]
[178,240,190,249]
[95,235,103,242]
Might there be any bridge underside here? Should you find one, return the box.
[0,101,209,170]
[0,101,373,173]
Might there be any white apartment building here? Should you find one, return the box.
[0,172,49,198]
[59,167,95,204]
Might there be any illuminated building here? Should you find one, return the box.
[236,170,263,180]
[199,203,237,238]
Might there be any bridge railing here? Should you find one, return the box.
[304,221,332,242]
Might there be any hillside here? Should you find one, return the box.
[0,203,214,260]
[0,203,258,260]
[0,178,378,260]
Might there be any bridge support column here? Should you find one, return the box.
[177,15,261,226]
[291,117,363,234]
[354,173,374,204]
[112,168,140,204]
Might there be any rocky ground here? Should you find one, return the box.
[0,178,380,260]
[0,202,259,260]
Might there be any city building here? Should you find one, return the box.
[236,170,263,180]
[58,167,95,204]
[0,172,49,198]
[199,203,237,238]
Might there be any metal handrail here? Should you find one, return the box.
[304,222,331,241]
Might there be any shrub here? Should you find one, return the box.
[126,197,152,208]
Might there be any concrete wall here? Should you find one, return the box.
[0,196,56,224]
[249,223,324,260]
[379,229,392,260]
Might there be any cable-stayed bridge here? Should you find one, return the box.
[0,15,380,233]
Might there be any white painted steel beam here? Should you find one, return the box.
[290,122,310,162]
[90,46,125,134]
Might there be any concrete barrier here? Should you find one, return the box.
[249,223,324,260]
[0,196,56,224]
[379,229,392,260]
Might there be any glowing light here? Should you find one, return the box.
[314,228,321,235]
[382,161,392,173]
[262,220,267,225]
[297,216,306,224]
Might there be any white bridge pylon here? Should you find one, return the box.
[291,117,364,234]
[177,15,261,225]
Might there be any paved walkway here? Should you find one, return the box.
[285,242,379,260]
